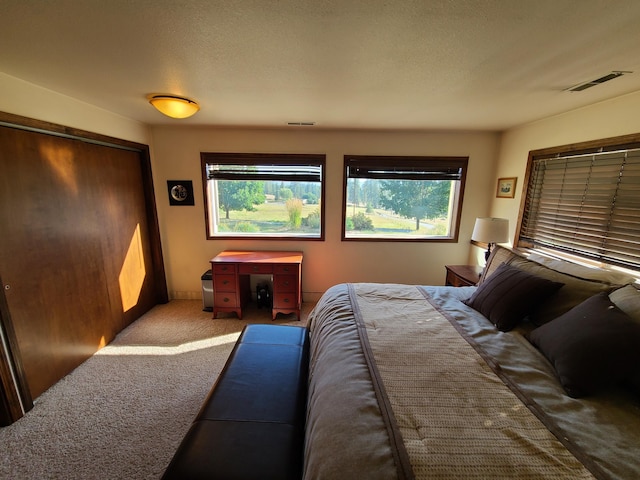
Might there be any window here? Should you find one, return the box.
[342,155,468,241]
[519,134,640,270]
[201,153,325,239]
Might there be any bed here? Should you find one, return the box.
[303,246,640,480]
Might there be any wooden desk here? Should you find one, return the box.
[210,250,303,320]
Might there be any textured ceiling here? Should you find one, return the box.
[1,0,640,130]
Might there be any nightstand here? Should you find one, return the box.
[445,265,483,287]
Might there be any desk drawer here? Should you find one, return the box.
[213,264,236,274]
[274,275,297,292]
[214,292,239,308]
[273,292,298,309]
[239,263,273,275]
[274,264,299,275]
[214,274,236,292]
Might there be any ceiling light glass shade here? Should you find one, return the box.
[148,95,200,119]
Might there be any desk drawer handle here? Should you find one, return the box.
[252,266,259,272]
[223,280,230,286]
[284,298,290,303]
[223,297,230,303]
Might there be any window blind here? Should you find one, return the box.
[201,152,325,183]
[206,163,322,182]
[520,147,640,269]
[345,156,467,180]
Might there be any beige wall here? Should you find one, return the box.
[0,73,500,301]
[9,69,638,301]
[150,126,501,300]
[490,90,640,252]
[0,73,151,144]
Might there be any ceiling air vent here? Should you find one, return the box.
[287,121,316,126]
[567,71,630,92]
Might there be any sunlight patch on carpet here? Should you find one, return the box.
[95,333,239,356]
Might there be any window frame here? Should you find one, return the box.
[516,132,640,271]
[341,155,468,242]
[201,152,326,241]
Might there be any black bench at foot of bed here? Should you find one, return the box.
[162,324,309,480]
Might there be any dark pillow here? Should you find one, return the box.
[464,263,564,332]
[507,256,618,326]
[528,292,640,398]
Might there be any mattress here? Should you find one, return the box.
[303,282,640,480]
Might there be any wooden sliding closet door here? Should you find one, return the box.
[0,118,166,406]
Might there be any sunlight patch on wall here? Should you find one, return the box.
[95,333,239,356]
[119,223,146,312]
[40,143,78,195]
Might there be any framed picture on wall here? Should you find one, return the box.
[496,177,517,198]
[167,180,195,206]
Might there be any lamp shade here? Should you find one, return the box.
[148,95,200,119]
[471,217,509,244]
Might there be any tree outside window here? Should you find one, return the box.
[201,153,325,240]
[342,155,468,241]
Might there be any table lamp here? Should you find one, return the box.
[471,217,509,262]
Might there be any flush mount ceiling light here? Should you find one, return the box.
[147,94,200,119]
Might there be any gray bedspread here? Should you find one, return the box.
[303,283,640,480]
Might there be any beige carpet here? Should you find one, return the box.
[0,300,312,480]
